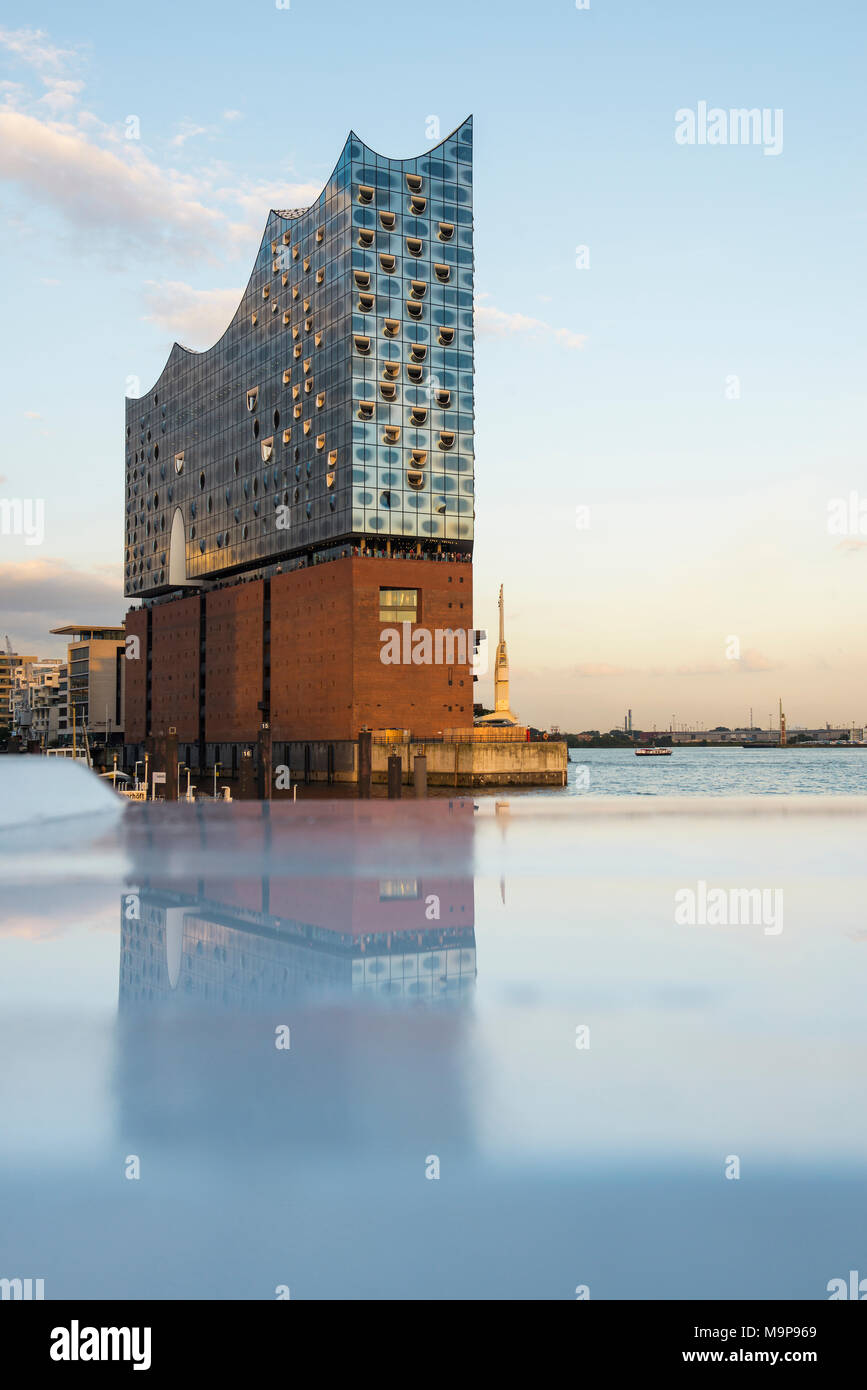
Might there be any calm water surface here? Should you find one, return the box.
[558,746,867,798]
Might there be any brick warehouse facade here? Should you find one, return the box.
[125,555,474,769]
[124,120,476,776]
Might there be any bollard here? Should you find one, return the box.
[413,754,427,798]
[358,729,372,799]
[387,753,402,799]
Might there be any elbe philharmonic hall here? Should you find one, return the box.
[123,120,476,780]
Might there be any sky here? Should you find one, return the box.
[0,0,865,731]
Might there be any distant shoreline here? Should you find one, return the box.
[567,741,866,751]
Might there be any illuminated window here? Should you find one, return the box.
[435,388,451,408]
[292,384,300,399]
[438,222,454,242]
[410,344,427,362]
[358,401,375,421]
[305,316,313,332]
[316,226,324,243]
[406,237,423,257]
[315,268,324,284]
[262,286,270,300]
[379,254,396,273]
[410,195,426,214]
[303,420,312,435]
[407,365,424,384]
[410,280,427,299]
[174,451,184,474]
[293,404,302,419]
[326,471,336,489]
[410,406,427,424]
[379,587,418,622]
[316,391,326,409]
[383,425,401,443]
[246,388,259,412]
[261,437,274,462]
[303,357,312,373]
[380,382,397,401]
[282,429,291,445]
[358,229,375,248]
[379,210,395,229]
[283,310,291,326]
[305,378,314,394]
[411,449,427,465]
[434,264,450,283]
[438,326,454,345]
[354,270,371,289]
[282,230,291,244]
[383,362,400,380]
[358,184,375,204]
[358,292,375,312]
[406,300,423,319]
[315,434,325,451]
[406,469,425,490]
[251,312,258,325]
[438,431,455,450]
[314,332,323,347]
[328,449,338,466]
[406,174,423,193]
[384,318,400,338]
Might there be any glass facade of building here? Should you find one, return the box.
[125,119,474,600]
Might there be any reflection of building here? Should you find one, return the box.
[124,119,475,771]
[49,625,125,745]
[115,799,477,1155]
[119,876,475,1008]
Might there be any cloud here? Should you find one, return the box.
[738,647,778,673]
[0,559,124,653]
[475,294,587,350]
[23,410,40,419]
[0,109,230,258]
[0,27,81,73]
[223,109,243,122]
[142,279,243,348]
[572,662,634,677]
[170,121,208,149]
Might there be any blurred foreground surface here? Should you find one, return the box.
[0,796,865,1300]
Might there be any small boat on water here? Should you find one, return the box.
[635,747,672,756]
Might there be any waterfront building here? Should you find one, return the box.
[11,658,65,744]
[124,120,476,774]
[0,647,36,729]
[49,625,126,745]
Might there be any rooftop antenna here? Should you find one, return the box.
[4,635,12,656]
